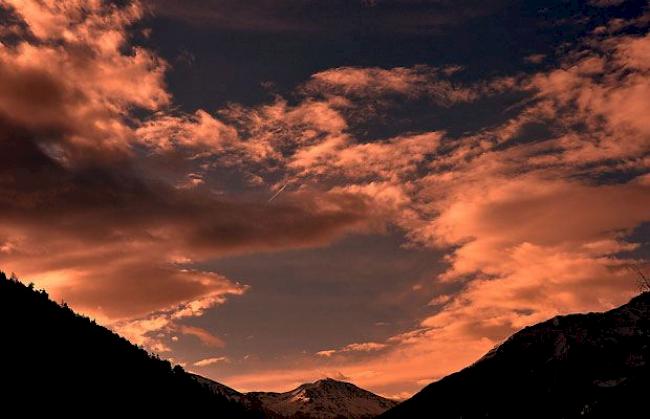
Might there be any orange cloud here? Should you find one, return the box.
[179,325,225,348]
[97,269,244,350]
[0,1,383,357]
[289,131,443,181]
[193,357,229,367]
[0,0,168,161]
[214,22,650,397]
[305,66,515,106]
[136,110,238,155]
[316,342,387,357]
[525,33,650,166]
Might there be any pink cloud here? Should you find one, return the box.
[525,33,650,166]
[524,53,546,64]
[136,110,238,155]
[292,131,442,179]
[0,0,169,161]
[193,357,229,367]
[179,325,225,348]
[305,66,514,106]
[316,342,388,357]
[93,269,244,350]
[219,21,650,396]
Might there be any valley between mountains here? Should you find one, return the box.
[3,272,649,418]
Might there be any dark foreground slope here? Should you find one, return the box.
[380,292,650,419]
[0,272,260,417]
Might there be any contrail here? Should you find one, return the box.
[267,182,289,203]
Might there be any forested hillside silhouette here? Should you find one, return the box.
[0,271,261,417]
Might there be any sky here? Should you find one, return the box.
[0,0,649,398]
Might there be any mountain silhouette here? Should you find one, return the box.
[0,271,261,417]
[6,268,649,418]
[380,292,650,418]
[196,374,398,418]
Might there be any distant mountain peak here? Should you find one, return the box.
[313,377,341,384]
[301,377,360,393]
[197,374,398,419]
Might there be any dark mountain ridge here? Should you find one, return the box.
[5,268,648,418]
[0,272,261,417]
[380,292,650,418]
[0,271,393,418]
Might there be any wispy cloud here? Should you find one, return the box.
[317,341,388,357]
[194,357,229,367]
[179,325,225,348]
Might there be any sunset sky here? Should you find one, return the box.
[1,0,649,398]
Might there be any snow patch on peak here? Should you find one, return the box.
[194,374,398,418]
[252,378,397,418]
